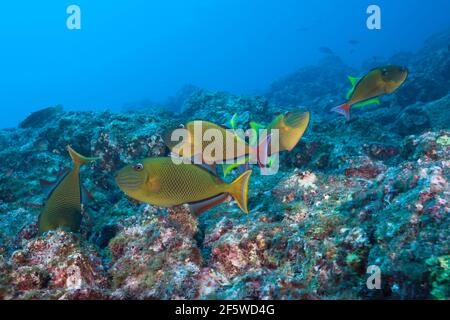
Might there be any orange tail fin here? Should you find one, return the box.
[331,103,351,121]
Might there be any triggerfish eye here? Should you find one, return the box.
[115,164,146,191]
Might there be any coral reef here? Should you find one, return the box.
[7,231,109,299]
[0,30,449,300]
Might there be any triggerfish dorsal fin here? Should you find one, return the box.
[348,76,361,87]
[346,76,361,99]
[195,162,219,178]
[189,193,229,216]
[67,146,99,168]
[227,170,252,214]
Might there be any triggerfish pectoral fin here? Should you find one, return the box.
[331,103,351,121]
[189,193,229,216]
[227,170,252,214]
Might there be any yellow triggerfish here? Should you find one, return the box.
[263,110,310,153]
[115,157,252,215]
[38,146,99,233]
[164,120,256,164]
[332,65,408,120]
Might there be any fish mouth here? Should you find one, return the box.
[115,172,144,190]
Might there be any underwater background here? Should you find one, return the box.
[0,1,449,299]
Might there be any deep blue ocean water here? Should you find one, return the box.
[0,0,449,128]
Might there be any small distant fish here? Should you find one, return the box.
[331,65,409,121]
[38,146,99,233]
[348,40,359,45]
[319,47,334,55]
[115,158,252,215]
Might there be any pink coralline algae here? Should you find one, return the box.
[8,231,109,299]
[108,206,203,299]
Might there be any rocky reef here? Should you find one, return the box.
[0,31,449,300]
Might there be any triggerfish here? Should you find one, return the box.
[254,110,310,153]
[222,110,310,176]
[115,157,252,215]
[332,65,408,120]
[38,146,99,233]
[164,120,271,166]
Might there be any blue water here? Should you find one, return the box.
[0,0,449,128]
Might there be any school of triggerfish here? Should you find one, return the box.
[37,65,409,233]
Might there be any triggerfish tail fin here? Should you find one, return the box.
[331,103,351,121]
[283,111,310,151]
[67,146,99,168]
[228,170,252,214]
[189,193,229,216]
